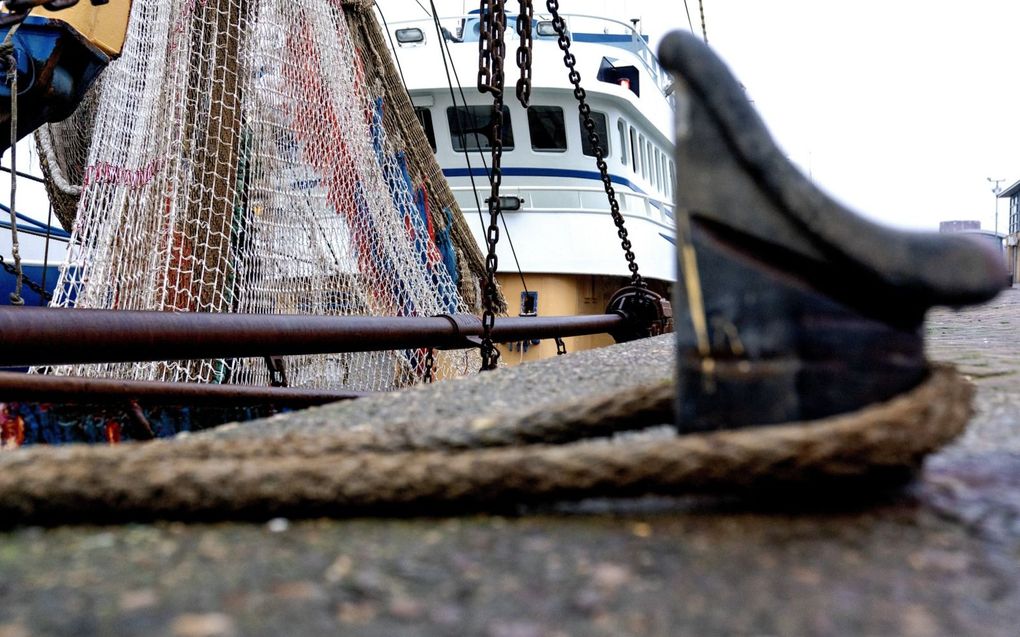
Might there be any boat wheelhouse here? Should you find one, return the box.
[386,10,677,361]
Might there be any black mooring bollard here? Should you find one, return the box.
[659,31,1007,432]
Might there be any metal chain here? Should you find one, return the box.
[545,0,644,289]
[0,253,49,301]
[477,0,495,92]
[514,0,533,108]
[477,0,507,371]
[424,348,435,383]
[555,337,567,356]
[698,0,708,43]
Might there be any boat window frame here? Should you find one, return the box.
[629,126,638,174]
[661,153,670,197]
[446,105,515,152]
[655,148,664,193]
[639,134,648,180]
[527,105,568,153]
[617,118,628,166]
[580,111,610,158]
[650,144,659,190]
[413,107,437,153]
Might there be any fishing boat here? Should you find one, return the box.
[0,1,1008,522]
[383,8,677,361]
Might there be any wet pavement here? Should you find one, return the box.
[2,291,1020,636]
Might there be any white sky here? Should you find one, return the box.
[381,0,1020,232]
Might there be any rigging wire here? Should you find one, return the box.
[682,0,694,33]
[373,2,410,93]
[427,0,530,296]
[413,0,432,18]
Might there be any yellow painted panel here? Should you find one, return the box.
[496,273,623,366]
[33,0,131,57]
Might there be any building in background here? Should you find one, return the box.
[939,220,981,233]
[999,181,1020,284]
[939,217,1008,283]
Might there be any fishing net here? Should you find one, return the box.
[32,0,494,392]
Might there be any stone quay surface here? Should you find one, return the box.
[2,290,1020,636]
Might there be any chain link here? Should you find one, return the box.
[476,0,494,93]
[555,337,567,356]
[544,0,644,289]
[514,0,533,108]
[477,0,507,371]
[424,348,435,383]
[0,253,50,301]
[697,0,709,43]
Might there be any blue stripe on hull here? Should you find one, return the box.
[442,166,661,200]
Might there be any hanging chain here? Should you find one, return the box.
[0,254,49,301]
[555,337,567,356]
[514,0,533,108]
[477,0,507,371]
[545,0,644,289]
[477,0,495,92]
[697,0,709,43]
[424,348,435,383]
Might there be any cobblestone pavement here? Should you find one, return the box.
[2,292,1020,636]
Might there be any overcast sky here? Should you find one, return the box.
[381,0,1020,232]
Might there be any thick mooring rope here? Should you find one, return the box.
[0,366,972,523]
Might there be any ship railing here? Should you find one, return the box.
[449,184,675,228]
[383,12,674,98]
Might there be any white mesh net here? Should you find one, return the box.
[36,0,483,391]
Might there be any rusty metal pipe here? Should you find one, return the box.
[0,370,367,407]
[0,307,625,367]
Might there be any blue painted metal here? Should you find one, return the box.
[0,16,110,152]
[0,262,62,306]
[0,203,70,238]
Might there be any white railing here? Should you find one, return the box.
[381,12,675,98]
[450,184,676,229]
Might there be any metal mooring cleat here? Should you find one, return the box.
[658,31,1008,432]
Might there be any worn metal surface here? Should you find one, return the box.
[0,371,365,407]
[659,31,1007,431]
[0,308,626,367]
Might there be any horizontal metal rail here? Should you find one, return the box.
[0,371,366,407]
[450,185,676,228]
[0,307,625,367]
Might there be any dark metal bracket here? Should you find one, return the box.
[605,286,673,343]
[658,31,1007,431]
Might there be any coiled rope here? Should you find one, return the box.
[0,364,972,523]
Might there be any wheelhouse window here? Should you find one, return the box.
[414,107,436,152]
[617,119,628,165]
[660,154,670,197]
[528,106,567,152]
[447,106,515,152]
[629,126,638,173]
[580,111,609,157]
[639,135,648,178]
[654,148,662,191]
